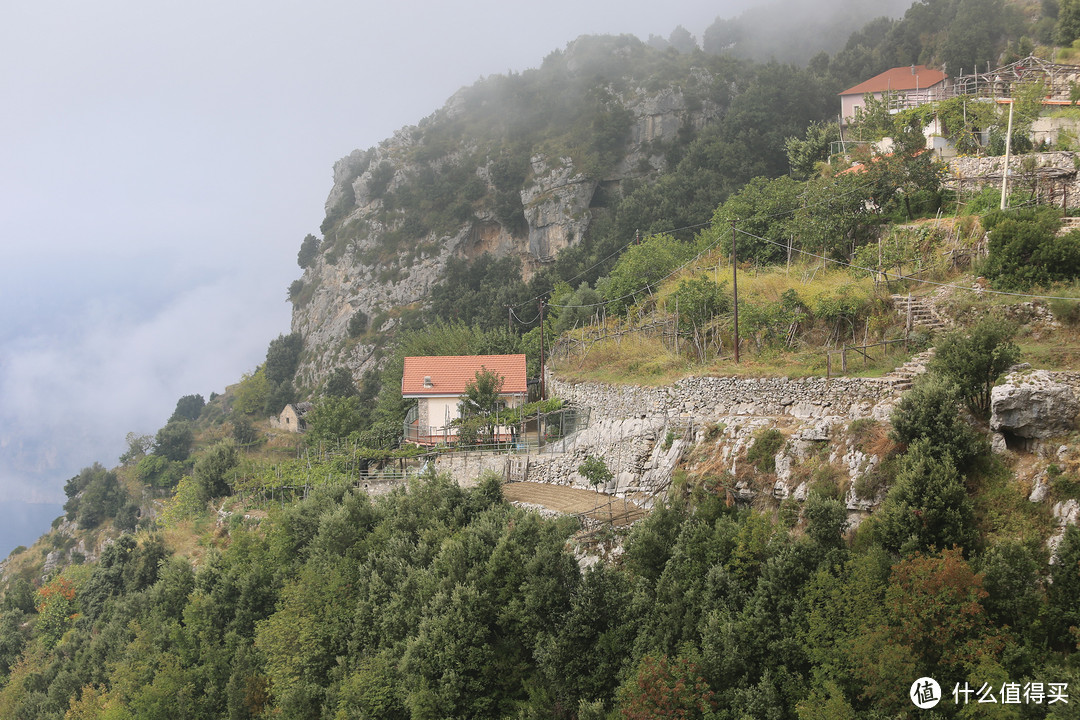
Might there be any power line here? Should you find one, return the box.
[546,231,728,310]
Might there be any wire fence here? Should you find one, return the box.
[824,338,912,378]
[552,309,729,366]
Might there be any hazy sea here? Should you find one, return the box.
[0,502,64,560]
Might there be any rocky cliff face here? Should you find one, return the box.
[289,43,725,389]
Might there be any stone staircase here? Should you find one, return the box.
[1059,216,1080,235]
[891,294,949,333]
[881,349,936,391]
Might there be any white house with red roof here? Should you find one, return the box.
[401,354,528,445]
[840,65,950,126]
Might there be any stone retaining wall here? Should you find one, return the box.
[547,373,902,425]
[946,152,1080,206]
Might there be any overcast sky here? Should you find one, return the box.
[0,0,767,503]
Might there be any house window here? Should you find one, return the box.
[423,376,433,388]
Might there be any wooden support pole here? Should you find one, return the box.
[732,225,740,364]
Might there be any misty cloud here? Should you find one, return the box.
[0,0,806,503]
[0,265,290,502]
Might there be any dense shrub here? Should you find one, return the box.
[875,439,977,556]
[929,317,1020,416]
[984,208,1080,289]
[746,427,784,473]
[890,375,986,470]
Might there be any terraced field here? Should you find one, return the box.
[502,482,648,527]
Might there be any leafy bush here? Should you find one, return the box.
[169,394,205,423]
[578,455,614,491]
[193,440,239,500]
[875,439,977,556]
[929,317,1020,416]
[890,375,986,470]
[599,233,698,314]
[136,453,184,489]
[984,209,1080,289]
[265,333,304,386]
[153,421,194,463]
[746,428,784,473]
[347,309,369,337]
[63,463,126,529]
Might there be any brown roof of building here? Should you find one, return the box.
[402,354,528,397]
[840,65,947,96]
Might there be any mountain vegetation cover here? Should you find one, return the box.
[4,0,1080,718]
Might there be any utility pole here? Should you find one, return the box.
[1001,99,1014,210]
[732,225,740,364]
[538,299,546,400]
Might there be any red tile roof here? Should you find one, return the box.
[840,65,947,96]
[402,354,528,397]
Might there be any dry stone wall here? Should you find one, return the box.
[430,373,913,511]
[547,373,907,425]
[946,151,1080,206]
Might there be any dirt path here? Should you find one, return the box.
[503,482,648,527]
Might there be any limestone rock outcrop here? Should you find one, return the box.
[289,59,724,389]
[991,370,1080,439]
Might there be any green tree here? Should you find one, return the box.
[537,564,633,710]
[599,233,698,314]
[785,120,840,178]
[667,276,729,362]
[323,367,358,398]
[1046,525,1080,649]
[550,281,603,334]
[136,452,183,488]
[876,439,978,556]
[710,175,801,264]
[233,366,271,416]
[169,393,205,423]
[929,317,1020,416]
[335,654,408,720]
[985,211,1080,289]
[890,375,986,470]
[297,233,321,269]
[802,493,848,549]
[347,309,369,337]
[456,368,505,445]
[1060,0,1080,43]
[63,463,126,529]
[153,420,194,463]
[304,396,364,446]
[193,440,239,501]
[263,379,296,416]
[119,431,153,465]
[578,455,614,493]
[792,172,871,259]
[265,333,303,386]
[978,539,1043,638]
[232,415,259,445]
[429,254,532,331]
[668,25,697,53]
